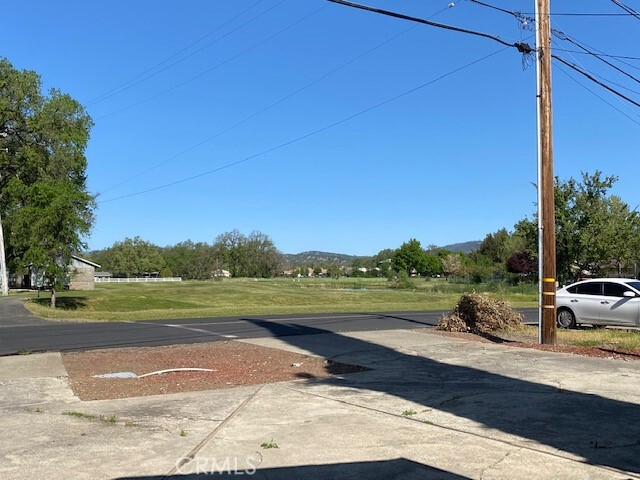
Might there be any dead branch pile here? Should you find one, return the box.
[437,293,523,333]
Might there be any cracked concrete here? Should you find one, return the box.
[1,328,639,479]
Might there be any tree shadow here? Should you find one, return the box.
[242,318,640,474]
[32,296,87,310]
[114,458,470,479]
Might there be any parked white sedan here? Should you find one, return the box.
[556,278,640,328]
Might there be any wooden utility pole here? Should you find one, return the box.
[0,210,8,296]
[0,133,8,296]
[535,0,556,344]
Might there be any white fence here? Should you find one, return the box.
[94,277,182,283]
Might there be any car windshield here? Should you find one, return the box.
[624,281,640,291]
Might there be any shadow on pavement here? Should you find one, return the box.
[244,319,640,474]
[114,458,470,479]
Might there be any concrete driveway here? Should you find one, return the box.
[1,326,638,479]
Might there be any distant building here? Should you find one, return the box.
[68,256,101,290]
[213,269,231,278]
[10,255,100,290]
[94,272,113,280]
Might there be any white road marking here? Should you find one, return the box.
[161,323,238,338]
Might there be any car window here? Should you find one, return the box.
[573,282,602,295]
[625,281,640,291]
[566,285,578,294]
[603,282,634,297]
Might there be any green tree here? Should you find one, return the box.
[391,239,427,275]
[441,252,463,280]
[0,59,95,307]
[213,229,281,278]
[477,228,510,264]
[515,171,640,282]
[101,237,164,277]
[423,253,443,276]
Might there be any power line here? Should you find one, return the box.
[552,55,640,108]
[551,29,640,86]
[609,0,640,21]
[555,63,640,127]
[470,0,636,17]
[88,0,288,107]
[327,0,640,108]
[325,0,517,48]
[98,47,509,204]
[467,0,640,101]
[99,3,460,194]
[86,0,267,105]
[96,4,326,120]
[550,48,640,62]
[550,36,640,120]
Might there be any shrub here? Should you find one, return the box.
[159,267,173,278]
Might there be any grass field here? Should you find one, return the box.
[20,277,538,322]
[501,325,640,351]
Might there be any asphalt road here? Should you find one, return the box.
[0,309,539,356]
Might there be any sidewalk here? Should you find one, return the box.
[1,328,639,479]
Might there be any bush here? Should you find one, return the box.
[437,292,523,333]
[388,271,416,289]
[158,267,173,278]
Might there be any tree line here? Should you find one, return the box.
[87,171,640,284]
[349,172,640,285]
[87,230,282,279]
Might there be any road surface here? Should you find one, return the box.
[0,309,538,356]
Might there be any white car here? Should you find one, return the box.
[556,278,640,328]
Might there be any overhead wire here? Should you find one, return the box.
[88,0,288,106]
[99,1,460,194]
[96,3,326,120]
[554,63,640,127]
[549,35,640,120]
[463,0,640,110]
[98,46,510,204]
[551,29,640,86]
[609,0,640,20]
[325,0,517,47]
[551,56,640,108]
[86,0,267,105]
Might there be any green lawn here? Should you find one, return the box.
[21,277,538,322]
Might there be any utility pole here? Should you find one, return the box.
[535,0,556,344]
[0,132,8,296]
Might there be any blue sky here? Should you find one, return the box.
[2,1,639,255]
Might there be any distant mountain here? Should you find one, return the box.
[438,241,481,253]
[282,251,361,268]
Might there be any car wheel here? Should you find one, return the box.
[557,308,576,329]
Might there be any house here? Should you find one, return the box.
[213,269,231,278]
[69,256,101,290]
[94,272,113,281]
[10,255,100,290]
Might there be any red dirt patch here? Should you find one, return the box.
[432,330,640,362]
[62,341,365,401]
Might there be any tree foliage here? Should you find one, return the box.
[515,171,640,282]
[95,237,165,277]
[0,58,95,306]
[213,229,282,278]
[391,239,427,275]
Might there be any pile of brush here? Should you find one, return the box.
[437,292,523,334]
